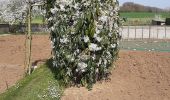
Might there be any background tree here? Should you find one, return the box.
[0,0,44,24]
[0,0,27,24]
[120,2,164,12]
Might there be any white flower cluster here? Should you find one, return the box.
[48,0,120,86]
[38,81,61,99]
[0,0,28,24]
[89,43,102,51]
[77,62,87,73]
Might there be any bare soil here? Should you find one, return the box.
[62,51,170,100]
[0,35,170,100]
[0,35,51,93]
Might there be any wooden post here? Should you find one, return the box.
[149,25,151,39]
[128,25,130,40]
[135,26,137,39]
[24,15,28,75]
[157,25,159,39]
[142,26,144,40]
[27,3,32,75]
[121,27,123,39]
[165,25,167,39]
[24,1,44,75]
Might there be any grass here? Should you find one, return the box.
[120,12,170,18]
[0,16,45,24]
[120,40,170,52]
[120,12,170,25]
[123,18,152,25]
[32,16,46,24]
[0,59,63,100]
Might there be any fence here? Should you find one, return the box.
[0,24,49,33]
[0,24,9,33]
[120,25,170,39]
[1,24,170,39]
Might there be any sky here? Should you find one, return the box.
[0,0,170,9]
[119,0,170,9]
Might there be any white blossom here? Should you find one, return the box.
[77,62,87,72]
[97,25,103,30]
[74,3,79,9]
[114,23,118,28]
[97,58,102,66]
[53,38,56,42]
[53,61,57,67]
[95,28,100,34]
[59,4,65,11]
[99,16,108,22]
[94,33,102,42]
[104,59,107,66]
[92,54,96,60]
[76,49,80,53]
[95,36,102,42]
[111,44,116,48]
[66,68,72,76]
[51,26,55,32]
[48,17,53,21]
[84,36,89,43]
[110,12,114,16]
[89,43,102,51]
[50,41,55,48]
[60,37,69,43]
[50,7,58,14]
[108,32,113,37]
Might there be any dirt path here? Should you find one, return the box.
[0,35,51,93]
[0,35,170,100]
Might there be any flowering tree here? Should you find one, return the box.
[46,0,120,88]
[0,0,27,24]
[0,0,44,24]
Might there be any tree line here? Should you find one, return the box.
[120,2,170,12]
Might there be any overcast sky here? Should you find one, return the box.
[119,0,170,9]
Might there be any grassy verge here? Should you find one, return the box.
[0,59,63,100]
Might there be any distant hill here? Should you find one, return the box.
[120,2,167,12]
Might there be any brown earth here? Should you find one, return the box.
[0,35,170,100]
[62,51,170,100]
[0,35,51,93]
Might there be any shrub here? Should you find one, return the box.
[166,18,170,25]
[46,0,120,89]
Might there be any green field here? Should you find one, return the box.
[120,12,170,25]
[1,12,170,25]
[122,18,152,25]
[120,12,170,18]
[32,16,46,24]
[34,12,170,23]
